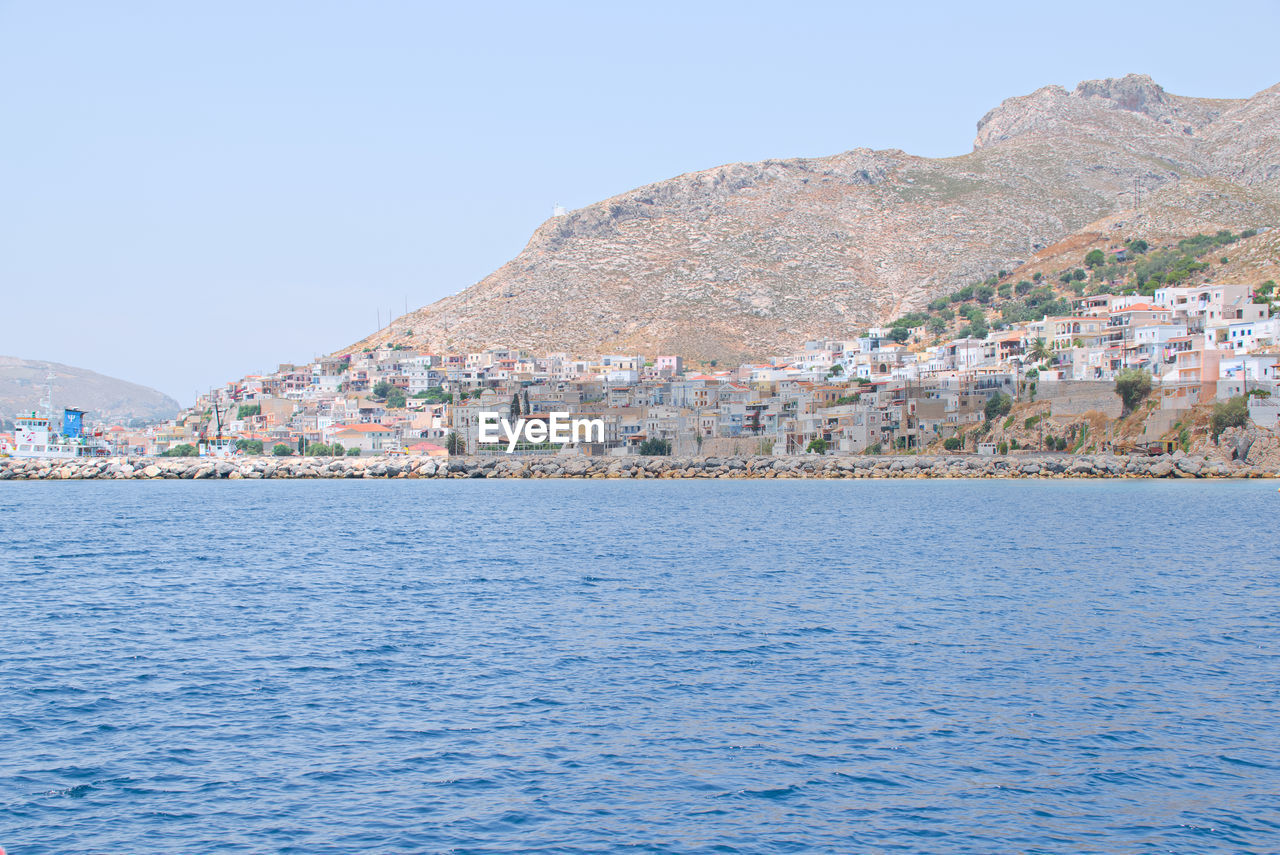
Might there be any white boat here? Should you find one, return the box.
[197,403,237,458]
[4,410,112,459]
[2,375,114,459]
[198,436,237,458]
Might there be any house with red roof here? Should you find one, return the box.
[324,423,395,455]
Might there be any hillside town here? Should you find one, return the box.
[25,275,1274,461]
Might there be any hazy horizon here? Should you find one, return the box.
[3,1,1278,404]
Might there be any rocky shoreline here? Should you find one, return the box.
[1,452,1275,480]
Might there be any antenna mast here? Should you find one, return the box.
[40,371,54,418]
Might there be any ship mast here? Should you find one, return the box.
[39,371,54,419]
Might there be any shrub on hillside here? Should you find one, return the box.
[984,392,1013,421]
[1115,369,1153,415]
[1210,396,1248,439]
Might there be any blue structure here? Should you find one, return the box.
[62,408,86,438]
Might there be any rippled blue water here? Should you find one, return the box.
[1,480,1278,853]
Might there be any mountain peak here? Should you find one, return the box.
[1072,73,1171,117]
[973,74,1232,149]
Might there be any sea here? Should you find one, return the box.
[1,479,1277,854]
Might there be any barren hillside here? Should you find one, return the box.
[344,74,1280,362]
[0,357,180,425]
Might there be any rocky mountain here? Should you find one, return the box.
[346,74,1280,363]
[0,356,180,426]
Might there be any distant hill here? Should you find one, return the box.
[0,356,179,426]
[343,74,1280,363]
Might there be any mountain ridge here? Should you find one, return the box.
[0,356,180,426]
[343,74,1280,362]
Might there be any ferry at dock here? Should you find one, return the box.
[3,409,113,459]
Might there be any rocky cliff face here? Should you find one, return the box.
[0,356,180,425]
[348,75,1280,362]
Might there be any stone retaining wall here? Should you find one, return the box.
[1035,381,1124,418]
[1,452,1273,480]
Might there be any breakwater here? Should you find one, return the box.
[1,452,1274,480]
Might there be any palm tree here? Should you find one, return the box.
[445,431,463,455]
[1029,337,1052,364]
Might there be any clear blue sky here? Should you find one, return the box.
[2,1,1278,403]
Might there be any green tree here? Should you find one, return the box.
[943,436,963,451]
[237,403,260,419]
[372,380,393,400]
[806,437,830,454]
[331,442,345,456]
[888,326,910,343]
[235,438,264,455]
[161,443,198,457]
[272,443,292,456]
[445,431,464,455]
[984,391,1013,421]
[346,446,361,457]
[928,316,947,338]
[638,437,672,455]
[1114,368,1153,415]
[1210,396,1248,438]
[385,388,406,409]
[1029,338,1053,364]
[306,442,333,456]
[1084,249,1106,268]
[510,392,521,419]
